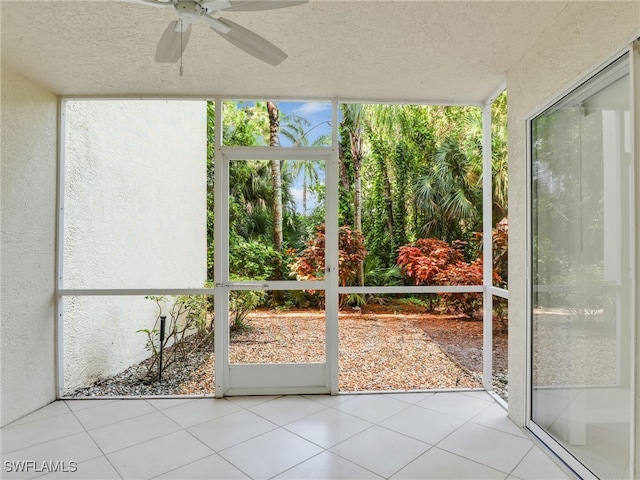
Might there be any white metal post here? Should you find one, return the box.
[56,99,67,398]
[630,38,639,480]
[326,100,340,394]
[213,98,229,397]
[482,102,493,392]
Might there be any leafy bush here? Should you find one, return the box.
[434,259,492,318]
[363,257,403,286]
[229,240,281,280]
[229,240,291,309]
[472,217,508,287]
[290,224,366,286]
[397,238,502,318]
[139,293,213,380]
[290,224,366,307]
[397,238,463,284]
[229,287,267,331]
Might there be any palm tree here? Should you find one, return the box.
[340,103,366,285]
[415,136,481,240]
[266,101,283,253]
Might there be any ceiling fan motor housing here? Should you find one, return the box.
[175,1,204,24]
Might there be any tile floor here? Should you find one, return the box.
[1,391,575,479]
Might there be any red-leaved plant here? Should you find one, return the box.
[397,238,502,318]
[291,224,366,305]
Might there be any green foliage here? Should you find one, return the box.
[205,100,509,301]
[363,257,403,287]
[229,288,266,331]
[229,240,282,280]
[345,293,366,308]
[396,296,438,310]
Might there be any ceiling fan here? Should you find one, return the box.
[123,0,307,66]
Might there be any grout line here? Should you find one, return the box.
[65,405,124,480]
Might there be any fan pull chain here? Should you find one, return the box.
[179,19,184,77]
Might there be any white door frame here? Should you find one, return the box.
[213,99,339,396]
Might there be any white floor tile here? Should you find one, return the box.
[218,428,322,479]
[2,432,103,479]
[417,391,493,420]
[459,390,495,401]
[64,399,117,412]
[329,425,430,478]
[380,404,465,445]
[285,407,373,448]
[88,411,182,454]
[38,456,121,479]
[471,403,529,438]
[188,409,277,451]
[511,445,572,480]
[226,395,281,408]
[302,394,355,407]
[72,399,156,430]
[248,395,327,426]
[145,397,198,410]
[154,453,250,479]
[1,413,85,454]
[438,422,533,473]
[274,451,383,479]
[383,392,435,404]
[0,460,43,480]
[0,393,583,480]
[106,430,213,479]
[333,394,409,424]
[8,402,71,427]
[161,398,241,428]
[391,447,508,479]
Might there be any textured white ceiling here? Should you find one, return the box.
[1,0,570,103]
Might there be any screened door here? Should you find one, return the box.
[215,151,335,395]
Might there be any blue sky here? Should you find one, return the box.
[278,101,333,147]
[276,101,331,214]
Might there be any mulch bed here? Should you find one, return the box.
[71,302,508,398]
[179,302,507,394]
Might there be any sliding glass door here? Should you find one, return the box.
[530,53,634,478]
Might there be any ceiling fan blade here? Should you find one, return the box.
[155,21,192,63]
[119,0,175,9]
[202,14,232,34]
[211,17,287,66]
[222,1,307,12]
[200,0,232,13]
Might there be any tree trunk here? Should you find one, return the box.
[266,102,283,253]
[338,142,350,190]
[350,131,365,286]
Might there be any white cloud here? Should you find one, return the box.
[293,102,331,117]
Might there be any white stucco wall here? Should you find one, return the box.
[506,1,639,427]
[62,100,207,393]
[1,69,58,426]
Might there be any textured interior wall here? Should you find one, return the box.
[506,1,639,427]
[62,100,207,393]
[1,69,58,426]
